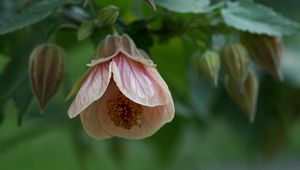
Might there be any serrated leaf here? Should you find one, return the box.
[221,1,300,36]
[0,0,81,35]
[156,0,210,13]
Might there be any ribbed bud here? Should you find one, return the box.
[225,69,259,123]
[220,43,249,87]
[77,21,95,41]
[99,5,120,26]
[145,0,156,10]
[29,43,65,112]
[241,33,283,80]
[193,51,220,87]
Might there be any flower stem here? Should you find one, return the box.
[111,25,119,36]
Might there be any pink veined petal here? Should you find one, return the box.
[111,53,170,107]
[96,81,175,139]
[68,62,112,118]
[80,102,111,140]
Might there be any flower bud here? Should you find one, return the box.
[145,0,156,10]
[225,69,259,123]
[219,43,249,87]
[241,33,283,80]
[77,21,95,41]
[99,5,120,26]
[193,51,220,87]
[29,43,65,112]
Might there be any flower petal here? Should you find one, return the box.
[80,103,111,139]
[68,62,111,118]
[96,81,175,139]
[111,53,171,107]
[88,35,154,67]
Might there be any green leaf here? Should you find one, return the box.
[13,77,33,126]
[0,0,81,35]
[221,1,300,36]
[0,28,48,126]
[0,55,33,126]
[156,0,210,13]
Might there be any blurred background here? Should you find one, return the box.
[1,0,300,170]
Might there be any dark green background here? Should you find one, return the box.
[1,0,300,169]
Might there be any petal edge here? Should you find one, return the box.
[68,62,112,118]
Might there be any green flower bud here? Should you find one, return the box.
[220,43,249,87]
[241,33,283,81]
[99,5,120,26]
[193,51,220,87]
[29,43,65,112]
[145,0,156,10]
[77,21,95,41]
[225,69,259,123]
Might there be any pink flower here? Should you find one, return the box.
[68,35,174,139]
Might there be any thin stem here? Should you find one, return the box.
[48,23,78,43]
[111,25,119,36]
[88,1,97,17]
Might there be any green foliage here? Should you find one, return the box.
[0,0,81,35]
[156,0,210,13]
[221,1,300,36]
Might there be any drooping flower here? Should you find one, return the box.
[68,35,174,140]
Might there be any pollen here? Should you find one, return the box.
[107,93,142,129]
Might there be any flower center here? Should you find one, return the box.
[107,94,142,129]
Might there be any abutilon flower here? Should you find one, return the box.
[68,35,174,139]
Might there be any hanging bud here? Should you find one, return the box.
[145,0,156,10]
[77,21,95,41]
[193,51,220,87]
[99,5,120,26]
[241,33,284,81]
[29,43,65,112]
[225,69,259,123]
[219,43,249,87]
